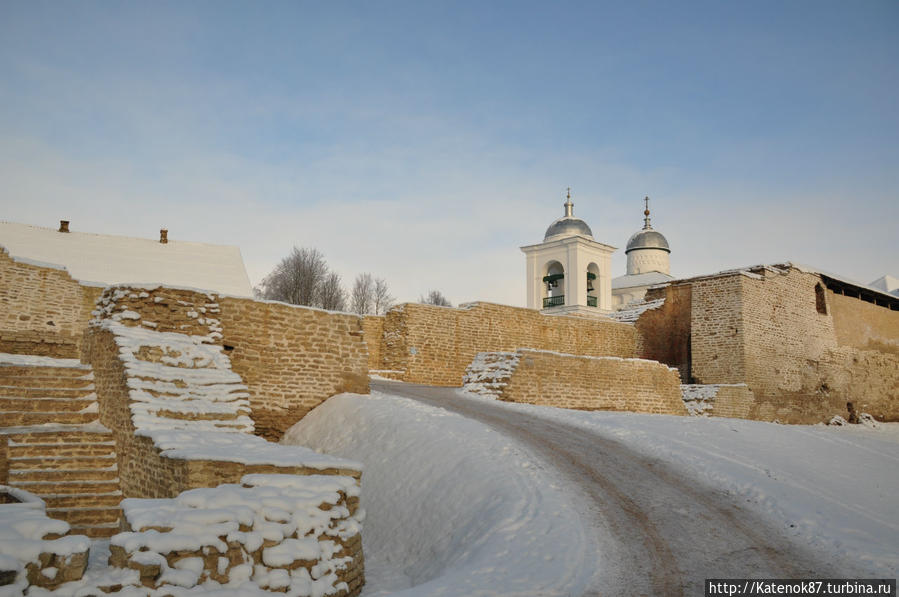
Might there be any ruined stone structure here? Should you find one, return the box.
[635,264,899,423]
[463,349,686,415]
[0,230,368,594]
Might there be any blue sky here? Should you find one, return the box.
[1,1,896,305]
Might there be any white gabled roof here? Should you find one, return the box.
[869,275,899,297]
[0,221,252,297]
[611,270,675,290]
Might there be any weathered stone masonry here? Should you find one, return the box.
[370,301,637,386]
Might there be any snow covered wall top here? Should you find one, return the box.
[0,221,252,297]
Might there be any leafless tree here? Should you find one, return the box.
[319,272,346,311]
[257,247,328,307]
[373,277,395,315]
[351,273,374,315]
[420,289,452,307]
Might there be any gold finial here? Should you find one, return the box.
[567,187,571,200]
[643,196,652,229]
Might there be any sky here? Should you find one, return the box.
[1,1,897,307]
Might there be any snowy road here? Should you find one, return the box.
[371,380,866,596]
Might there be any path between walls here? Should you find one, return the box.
[289,380,877,596]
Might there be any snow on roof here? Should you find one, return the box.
[611,270,675,290]
[0,221,252,297]
[869,274,899,297]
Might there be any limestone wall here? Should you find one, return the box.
[86,285,370,441]
[218,297,369,441]
[667,266,899,423]
[377,302,637,386]
[828,290,899,356]
[689,274,748,384]
[362,315,385,373]
[0,248,100,357]
[490,349,686,415]
[635,284,692,381]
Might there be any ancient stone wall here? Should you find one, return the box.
[676,266,899,423]
[497,349,686,415]
[218,298,369,441]
[0,248,100,357]
[828,290,899,356]
[689,274,748,385]
[362,315,385,373]
[377,302,637,386]
[635,284,692,381]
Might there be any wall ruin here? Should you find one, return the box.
[375,302,637,386]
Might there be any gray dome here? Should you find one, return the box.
[544,191,593,241]
[544,217,593,241]
[625,228,670,253]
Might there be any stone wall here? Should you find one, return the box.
[828,290,899,356]
[86,285,370,441]
[362,316,385,373]
[645,266,899,423]
[218,298,369,441]
[495,349,686,415]
[0,248,100,357]
[689,274,748,385]
[635,284,692,381]
[376,302,637,386]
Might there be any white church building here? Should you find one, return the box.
[521,192,673,314]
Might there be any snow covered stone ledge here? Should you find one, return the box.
[106,474,364,595]
[680,383,756,418]
[463,348,687,415]
[0,486,90,592]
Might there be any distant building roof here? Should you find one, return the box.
[869,275,899,297]
[0,221,252,297]
[611,271,675,290]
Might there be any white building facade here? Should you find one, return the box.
[521,191,616,315]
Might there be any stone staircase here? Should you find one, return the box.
[1,355,123,537]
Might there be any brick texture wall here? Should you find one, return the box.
[828,290,899,356]
[218,298,369,441]
[362,315,385,373]
[498,349,686,415]
[636,284,692,381]
[376,302,637,386]
[655,266,899,423]
[0,248,101,357]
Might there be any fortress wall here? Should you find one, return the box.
[362,315,385,372]
[828,290,899,356]
[680,267,899,423]
[635,284,692,381]
[0,248,100,357]
[689,274,748,385]
[378,302,637,386]
[497,349,686,415]
[85,286,369,441]
[218,297,369,441]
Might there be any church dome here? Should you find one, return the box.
[625,229,669,253]
[625,197,669,254]
[544,190,593,241]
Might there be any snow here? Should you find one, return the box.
[608,297,665,322]
[460,351,519,398]
[0,353,90,369]
[283,389,899,595]
[283,391,595,596]
[0,221,253,297]
[680,383,750,416]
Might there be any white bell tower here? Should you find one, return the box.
[520,189,616,314]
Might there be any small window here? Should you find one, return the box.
[815,283,827,315]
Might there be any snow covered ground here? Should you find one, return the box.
[285,387,899,595]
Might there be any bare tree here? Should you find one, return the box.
[420,289,452,307]
[319,272,346,311]
[373,277,395,315]
[351,273,374,315]
[258,247,328,307]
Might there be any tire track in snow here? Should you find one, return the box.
[374,381,860,596]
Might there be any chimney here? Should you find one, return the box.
[58,220,70,233]
[159,229,168,244]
